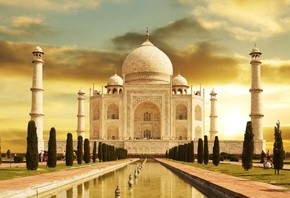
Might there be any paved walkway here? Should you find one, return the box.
[0,159,138,198]
[156,158,290,198]
[1,159,290,197]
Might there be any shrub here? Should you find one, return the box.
[252,154,261,160]
[220,152,230,160]
[230,156,239,162]
[56,154,63,161]
[14,155,24,163]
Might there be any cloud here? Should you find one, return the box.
[190,0,290,40]
[0,16,55,38]
[0,41,124,84]
[262,58,290,84]
[0,0,101,12]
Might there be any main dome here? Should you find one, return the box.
[122,39,173,84]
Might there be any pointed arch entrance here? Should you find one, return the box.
[134,101,161,139]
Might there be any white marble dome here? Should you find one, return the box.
[122,39,173,84]
[107,74,123,86]
[33,45,44,54]
[172,74,188,86]
[250,46,262,55]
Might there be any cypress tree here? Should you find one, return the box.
[77,136,83,165]
[102,143,107,162]
[197,138,203,164]
[183,143,188,162]
[65,133,73,166]
[84,138,90,164]
[47,127,57,168]
[93,141,97,163]
[204,135,209,165]
[213,136,220,166]
[242,121,254,171]
[191,141,194,163]
[98,142,102,162]
[178,145,182,161]
[107,145,111,161]
[273,121,284,175]
[173,146,178,160]
[165,150,168,158]
[26,120,39,170]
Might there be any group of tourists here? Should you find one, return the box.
[39,150,47,162]
[261,150,273,168]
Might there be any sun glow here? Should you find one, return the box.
[220,111,248,138]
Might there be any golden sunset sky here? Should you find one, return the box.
[0,0,290,153]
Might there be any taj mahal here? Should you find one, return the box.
[30,31,266,155]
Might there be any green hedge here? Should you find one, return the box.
[14,156,24,163]
[230,156,239,162]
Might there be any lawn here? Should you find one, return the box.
[0,161,100,181]
[171,159,290,189]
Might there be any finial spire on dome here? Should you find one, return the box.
[146,27,149,41]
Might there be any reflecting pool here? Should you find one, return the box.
[45,159,207,198]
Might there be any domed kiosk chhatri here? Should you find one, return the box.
[89,32,206,155]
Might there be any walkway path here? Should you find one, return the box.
[1,159,290,197]
[156,158,290,198]
[0,159,138,198]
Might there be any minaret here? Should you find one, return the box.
[30,46,44,151]
[249,46,265,152]
[77,89,85,138]
[209,89,218,141]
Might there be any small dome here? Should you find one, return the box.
[78,89,85,95]
[210,89,217,96]
[249,46,262,55]
[107,74,123,86]
[122,39,173,84]
[172,74,188,86]
[252,47,260,53]
[32,45,44,54]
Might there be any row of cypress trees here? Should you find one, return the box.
[165,136,220,166]
[97,142,127,162]
[26,121,57,170]
[166,141,194,162]
[25,120,128,170]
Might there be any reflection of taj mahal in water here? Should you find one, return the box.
[31,31,265,155]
